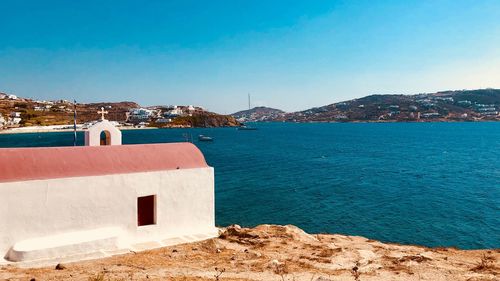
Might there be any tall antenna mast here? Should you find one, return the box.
[248,93,251,110]
[73,100,77,146]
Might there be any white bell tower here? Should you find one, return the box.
[84,107,122,146]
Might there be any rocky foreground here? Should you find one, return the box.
[1,225,498,281]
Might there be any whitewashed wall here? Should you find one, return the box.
[0,167,215,262]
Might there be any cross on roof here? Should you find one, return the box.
[98,107,109,121]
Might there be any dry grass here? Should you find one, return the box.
[471,254,497,273]
[351,261,361,281]
[317,248,342,258]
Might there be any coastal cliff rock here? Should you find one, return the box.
[168,112,241,128]
[2,225,498,280]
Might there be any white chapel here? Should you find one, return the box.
[0,110,216,264]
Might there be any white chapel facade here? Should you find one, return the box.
[0,111,216,264]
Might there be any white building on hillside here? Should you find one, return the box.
[164,106,184,117]
[0,111,216,265]
[128,108,154,123]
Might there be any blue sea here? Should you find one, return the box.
[1,122,499,249]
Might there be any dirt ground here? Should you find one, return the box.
[1,225,498,281]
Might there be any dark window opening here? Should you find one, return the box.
[100,130,111,146]
[137,195,156,226]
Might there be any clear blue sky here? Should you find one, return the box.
[1,0,499,113]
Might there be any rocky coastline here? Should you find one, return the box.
[1,225,498,281]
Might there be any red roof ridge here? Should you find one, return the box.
[0,143,209,183]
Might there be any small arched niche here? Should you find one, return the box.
[100,130,111,146]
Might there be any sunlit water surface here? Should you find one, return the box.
[1,122,498,249]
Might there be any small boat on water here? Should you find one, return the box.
[237,125,258,130]
[198,135,214,141]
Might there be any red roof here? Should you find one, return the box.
[0,143,209,183]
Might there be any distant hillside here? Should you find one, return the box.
[0,95,139,126]
[0,93,239,129]
[232,106,285,122]
[275,89,500,122]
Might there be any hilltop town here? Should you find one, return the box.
[0,93,239,131]
[232,89,500,123]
